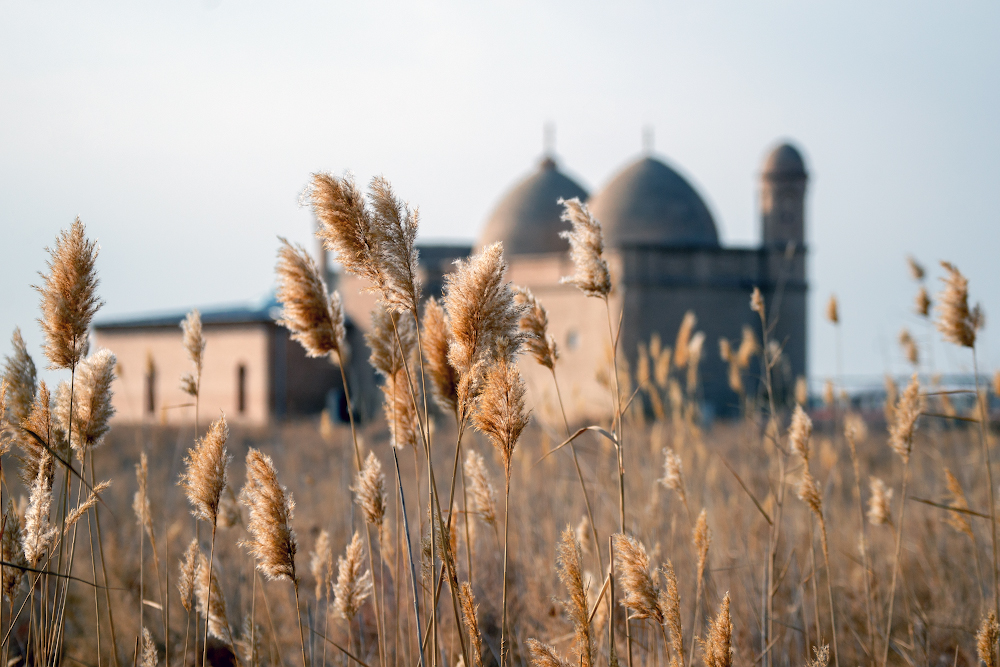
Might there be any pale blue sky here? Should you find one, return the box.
[2,1,999,386]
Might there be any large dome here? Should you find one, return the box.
[478,156,588,255]
[589,156,719,248]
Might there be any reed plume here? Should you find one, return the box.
[178,539,199,613]
[1,500,27,601]
[674,312,697,369]
[888,374,923,463]
[368,305,416,377]
[464,450,497,526]
[238,448,297,581]
[133,452,154,541]
[943,469,974,538]
[352,451,387,532]
[15,379,50,487]
[915,286,930,318]
[66,480,111,533]
[2,327,37,431]
[472,356,529,483]
[826,295,839,324]
[141,627,159,667]
[936,261,980,348]
[907,256,925,281]
[195,552,230,642]
[179,414,230,524]
[367,175,423,313]
[557,526,593,667]
[311,529,333,600]
[443,243,524,420]
[789,404,812,461]
[613,533,663,623]
[694,510,710,584]
[979,612,999,667]
[56,348,117,454]
[735,326,759,369]
[514,286,558,370]
[700,593,731,667]
[659,560,684,667]
[459,582,483,667]
[35,218,103,370]
[22,450,56,564]
[180,309,206,397]
[898,328,918,366]
[276,238,348,362]
[750,287,764,314]
[421,297,459,414]
[526,640,572,667]
[660,448,690,518]
[558,198,611,299]
[333,530,372,621]
[867,478,893,527]
[383,367,420,450]
[807,645,830,667]
[236,614,263,667]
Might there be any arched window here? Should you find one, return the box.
[237,364,247,414]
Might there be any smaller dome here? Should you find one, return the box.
[762,143,808,179]
[477,156,588,256]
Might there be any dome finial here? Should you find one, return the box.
[642,125,655,155]
[543,121,556,157]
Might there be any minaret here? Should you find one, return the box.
[760,142,808,247]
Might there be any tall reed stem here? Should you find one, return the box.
[203,522,217,667]
[881,460,909,667]
[973,347,1000,620]
[391,447,426,667]
[847,436,876,664]
[293,582,309,667]
[501,482,511,667]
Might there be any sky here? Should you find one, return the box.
[2,1,999,388]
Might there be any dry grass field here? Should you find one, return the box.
[1,176,996,667]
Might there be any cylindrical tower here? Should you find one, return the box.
[760,142,808,247]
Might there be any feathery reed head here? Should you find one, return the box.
[2,500,26,601]
[735,326,759,369]
[558,198,611,299]
[195,552,230,642]
[659,560,684,667]
[275,238,347,362]
[797,469,823,519]
[718,338,731,364]
[843,412,868,444]
[750,287,764,315]
[514,286,559,370]
[421,297,459,414]
[382,367,420,450]
[660,448,687,504]
[352,451,387,531]
[898,328,919,366]
[888,374,923,463]
[822,379,834,407]
[867,477,893,526]
[673,312,697,369]
[367,305,415,377]
[63,348,116,453]
[22,451,57,565]
[333,530,372,621]
[806,645,830,667]
[178,538,199,613]
[181,309,206,372]
[141,627,158,667]
[613,533,663,623]
[794,376,808,406]
[366,175,423,312]
[460,582,484,667]
[310,529,333,600]
[936,261,979,348]
[915,286,931,318]
[472,355,530,483]
[943,468,974,538]
[557,525,593,667]
[35,218,103,370]
[464,450,497,526]
[701,593,732,667]
[443,242,524,378]
[907,256,925,281]
[979,612,999,667]
[693,508,710,582]
[2,328,37,429]
[825,294,839,324]
[238,448,297,582]
[526,640,572,667]
[179,414,230,525]
[789,404,813,461]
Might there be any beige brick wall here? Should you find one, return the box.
[94,324,272,427]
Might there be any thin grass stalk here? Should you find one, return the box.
[202,523,217,667]
[817,517,839,667]
[686,576,702,667]
[551,369,603,576]
[293,582,309,667]
[807,513,821,645]
[87,454,121,667]
[846,435,876,663]
[49,448,91,667]
[501,481,511,667]
[604,299,631,667]
[973,347,1000,620]
[391,447,426,667]
[881,460,910,667]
